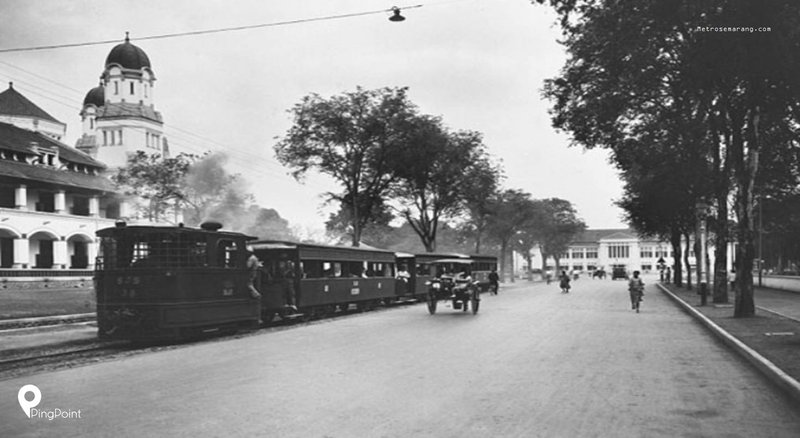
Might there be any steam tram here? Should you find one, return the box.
[95,222,260,340]
[94,222,498,340]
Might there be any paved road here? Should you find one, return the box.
[2,278,800,437]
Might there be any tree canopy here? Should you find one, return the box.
[274,86,418,247]
[537,0,800,316]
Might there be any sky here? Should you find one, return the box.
[0,0,628,234]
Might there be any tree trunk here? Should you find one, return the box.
[732,106,759,317]
[711,111,731,303]
[509,250,515,283]
[684,231,692,290]
[712,202,730,303]
[473,226,483,254]
[351,191,361,247]
[500,239,508,282]
[525,253,533,280]
[671,228,682,287]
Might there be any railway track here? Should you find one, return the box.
[0,341,128,368]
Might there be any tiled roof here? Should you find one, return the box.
[0,122,105,168]
[0,159,114,192]
[571,228,638,244]
[0,84,62,124]
[97,102,162,123]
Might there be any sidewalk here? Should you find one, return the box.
[660,282,800,404]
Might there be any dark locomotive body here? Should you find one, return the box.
[95,223,260,340]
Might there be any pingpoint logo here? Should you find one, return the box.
[18,384,41,418]
[17,384,82,421]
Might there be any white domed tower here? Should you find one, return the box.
[76,33,169,168]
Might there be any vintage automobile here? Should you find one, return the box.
[612,267,629,280]
[425,259,480,315]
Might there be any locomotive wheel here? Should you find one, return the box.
[471,290,480,315]
[427,292,437,314]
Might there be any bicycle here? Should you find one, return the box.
[631,290,643,313]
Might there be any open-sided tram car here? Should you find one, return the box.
[95,222,260,341]
[249,240,397,323]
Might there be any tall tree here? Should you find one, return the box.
[485,189,538,281]
[274,86,417,247]
[461,152,503,254]
[537,0,800,316]
[112,151,194,223]
[390,115,497,252]
[533,198,586,273]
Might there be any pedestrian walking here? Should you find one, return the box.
[488,269,500,295]
[559,270,571,293]
[628,270,644,312]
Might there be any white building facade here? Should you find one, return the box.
[0,95,123,276]
[515,228,733,278]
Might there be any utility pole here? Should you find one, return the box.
[758,197,763,287]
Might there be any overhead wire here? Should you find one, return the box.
[0,5,424,54]
[0,0,490,193]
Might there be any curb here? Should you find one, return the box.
[0,313,95,331]
[658,283,800,406]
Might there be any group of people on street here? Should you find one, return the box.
[553,268,645,311]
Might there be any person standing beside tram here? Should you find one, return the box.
[246,251,262,299]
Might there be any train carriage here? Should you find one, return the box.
[469,255,498,292]
[94,222,260,341]
[249,240,398,322]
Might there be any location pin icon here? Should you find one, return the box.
[18,384,41,418]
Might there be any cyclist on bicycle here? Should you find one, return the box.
[559,270,571,293]
[628,270,644,311]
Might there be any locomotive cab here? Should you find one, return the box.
[95,223,260,341]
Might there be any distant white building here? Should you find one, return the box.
[76,33,169,169]
[514,228,734,277]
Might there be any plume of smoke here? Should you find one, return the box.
[181,152,295,240]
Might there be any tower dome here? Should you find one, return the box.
[83,84,105,107]
[105,33,151,70]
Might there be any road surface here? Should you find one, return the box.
[2,277,799,437]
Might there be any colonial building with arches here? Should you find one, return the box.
[0,35,167,285]
[0,99,122,277]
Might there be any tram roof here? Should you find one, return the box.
[248,240,396,261]
[96,224,256,240]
